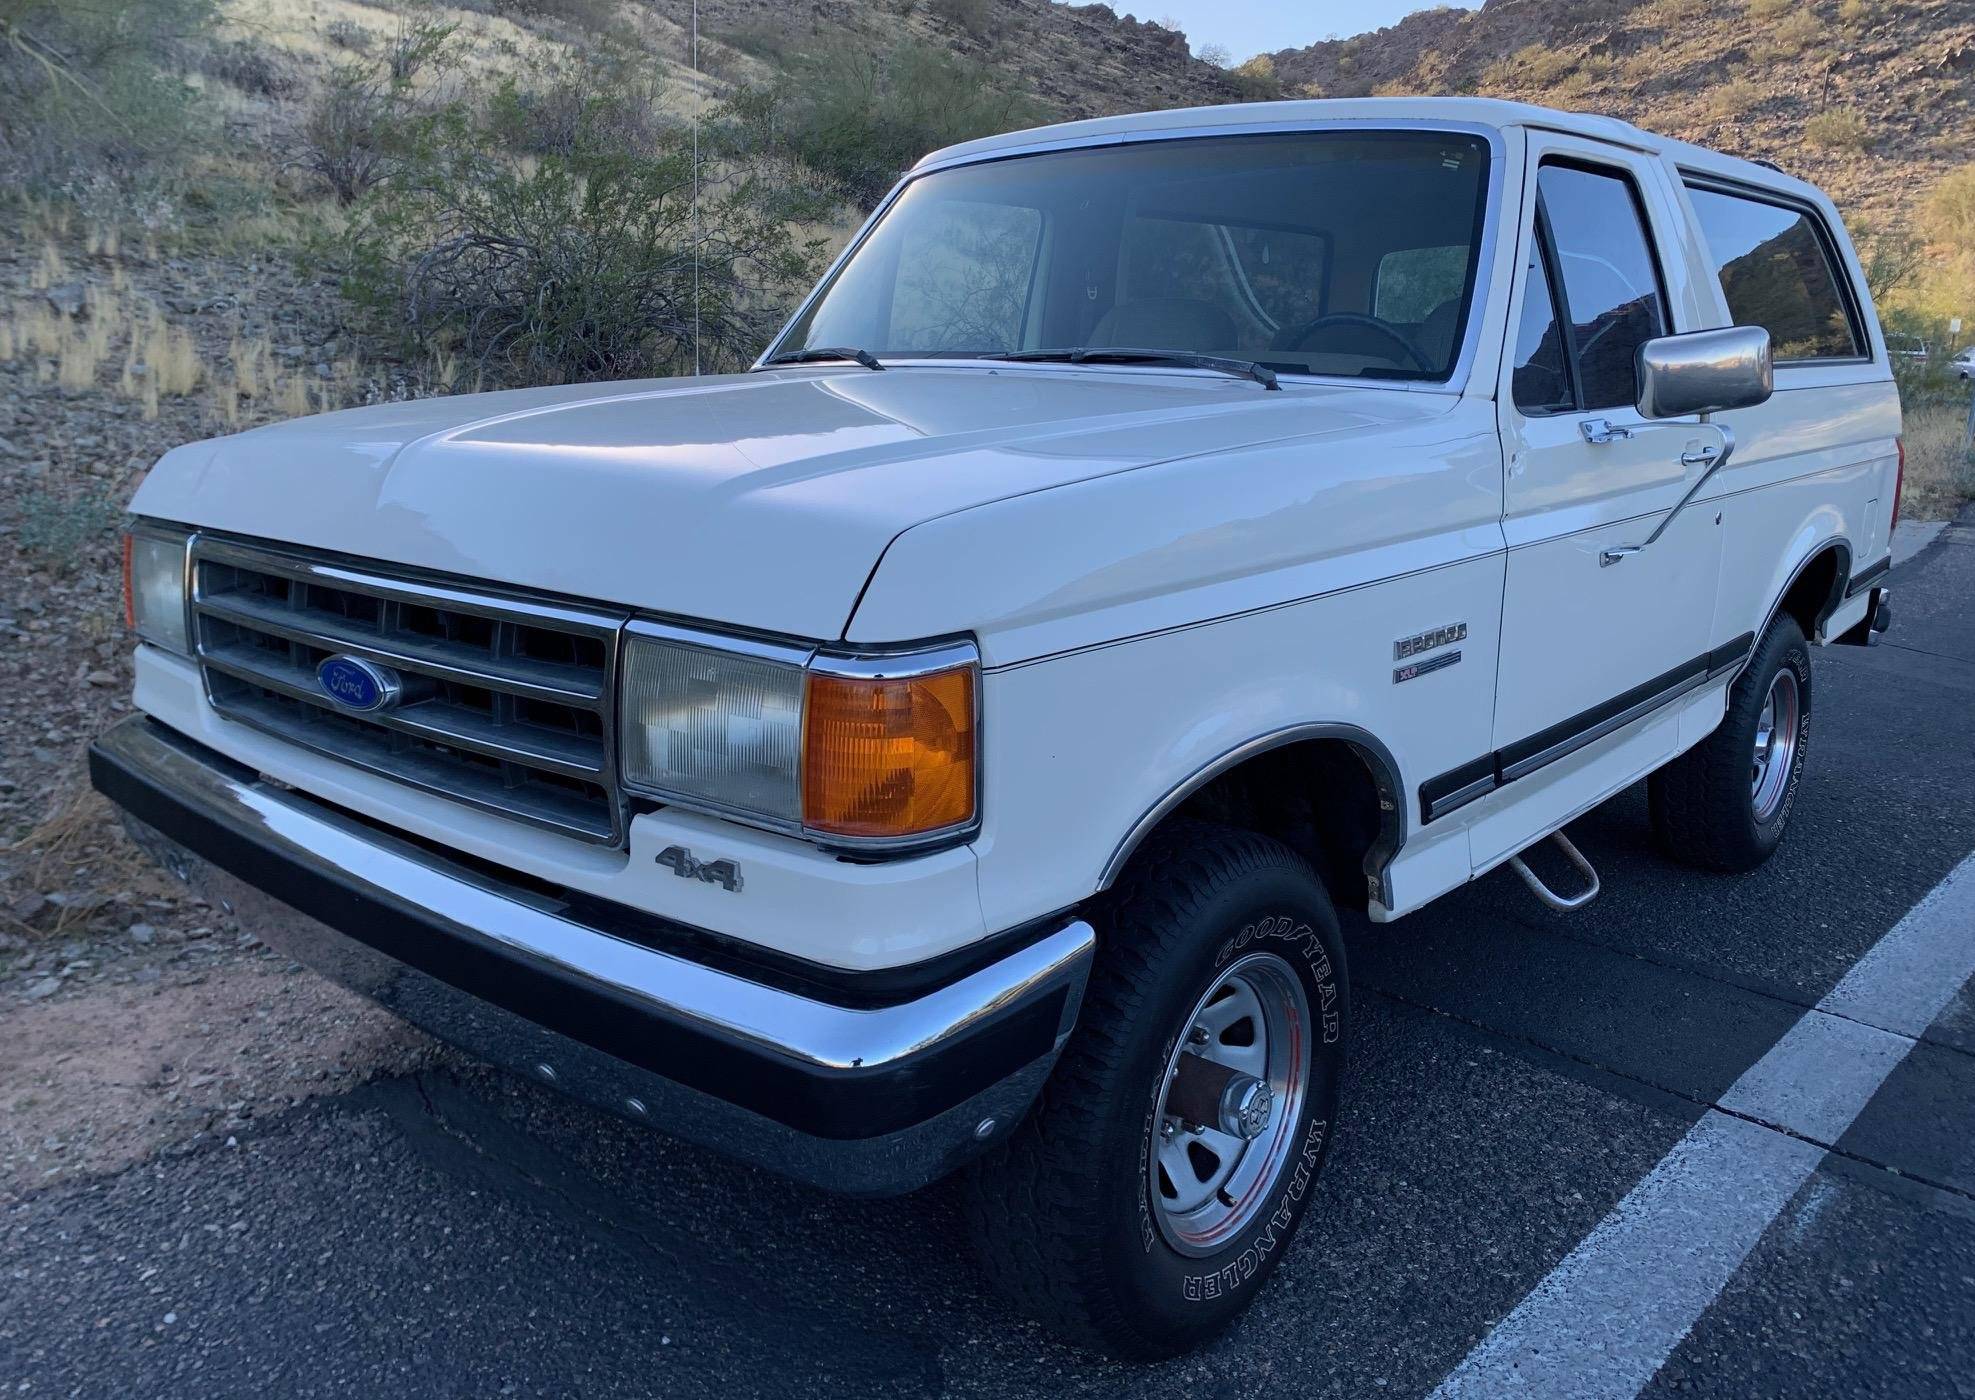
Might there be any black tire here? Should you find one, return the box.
[1649,614,1812,872]
[963,821,1348,1359]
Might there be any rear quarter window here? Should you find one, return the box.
[1684,183,1862,362]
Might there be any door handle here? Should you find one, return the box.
[1579,418,1635,445]
[1599,424,1738,567]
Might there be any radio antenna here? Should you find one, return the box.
[691,0,702,378]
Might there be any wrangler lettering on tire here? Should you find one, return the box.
[963,822,1349,1359]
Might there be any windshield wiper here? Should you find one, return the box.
[983,347,1280,391]
[761,347,885,372]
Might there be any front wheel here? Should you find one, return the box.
[1650,614,1812,872]
[963,822,1348,1358]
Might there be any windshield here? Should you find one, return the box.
[775,130,1492,383]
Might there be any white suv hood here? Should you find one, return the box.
[133,366,1448,640]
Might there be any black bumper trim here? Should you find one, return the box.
[89,720,1081,1142]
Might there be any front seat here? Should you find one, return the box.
[1090,297,1240,351]
[1416,296,1464,366]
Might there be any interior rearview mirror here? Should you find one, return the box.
[1636,325,1773,420]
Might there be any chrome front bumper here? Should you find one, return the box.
[90,717,1093,1196]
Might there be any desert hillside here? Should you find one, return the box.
[1267,0,1975,234]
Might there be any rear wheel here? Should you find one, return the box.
[1650,615,1812,872]
[963,822,1348,1358]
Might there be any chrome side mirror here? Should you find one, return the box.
[1637,325,1773,420]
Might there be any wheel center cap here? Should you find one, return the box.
[1224,1076,1274,1140]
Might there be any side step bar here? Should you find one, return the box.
[1508,831,1601,911]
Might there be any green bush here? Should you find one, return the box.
[1228,54,1283,101]
[297,65,403,204]
[343,101,824,388]
[17,488,122,575]
[0,0,218,191]
[483,47,666,159]
[720,40,1049,208]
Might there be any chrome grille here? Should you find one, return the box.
[190,537,628,844]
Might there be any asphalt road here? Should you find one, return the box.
[6,511,1975,1399]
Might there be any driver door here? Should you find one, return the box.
[1476,138,1727,868]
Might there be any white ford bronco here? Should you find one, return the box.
[92,99,1900,1356]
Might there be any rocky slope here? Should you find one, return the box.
[1268,0,1975,229]
[646,0,1237,118]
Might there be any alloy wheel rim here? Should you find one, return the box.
[1751,667,1801,822]
[1148,951,1311,1257]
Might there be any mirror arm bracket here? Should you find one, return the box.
[1598,418,1736,567]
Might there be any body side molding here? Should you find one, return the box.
[1418,631,1755,825]
[1098,722,1406,910]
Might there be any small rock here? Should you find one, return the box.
[0,436,22,459]
[24,977,62,1000]
[129,922,156,945]
[44,284,85,318]
[86,670,118,687]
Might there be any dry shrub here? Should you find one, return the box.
[1637,0,1711,26]
[1484,43,1578,90]
[1805,107,1870,150]
[296,67,401,204]
[1755,9,1824,59]
[1706,79,1762,120]
[1899,402,1975,520]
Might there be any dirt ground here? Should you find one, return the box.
[0,226,441,1202]
[1,953,437,1202]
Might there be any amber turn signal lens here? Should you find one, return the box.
[802,665,976,840]
[121,533,136,631]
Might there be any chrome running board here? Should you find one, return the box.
[1508,831,1601,912]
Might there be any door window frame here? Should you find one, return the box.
[1513,155,1675,419]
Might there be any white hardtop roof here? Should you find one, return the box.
[915,96,1831,208]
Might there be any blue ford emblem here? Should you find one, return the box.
[316,655,402,713]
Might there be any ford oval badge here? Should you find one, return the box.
[316,655,402,713]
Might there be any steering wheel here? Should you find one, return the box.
[1275,313,1432,371]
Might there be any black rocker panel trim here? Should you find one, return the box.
[1419,632,1756,824]
[1845,555,1890,599]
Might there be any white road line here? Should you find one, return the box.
[1432,848,1975,1400]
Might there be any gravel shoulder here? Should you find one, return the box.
[2,951,437,1202]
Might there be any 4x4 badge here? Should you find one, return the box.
[655,845,744,893]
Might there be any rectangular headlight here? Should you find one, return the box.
[123,526,191,655]
[619,629,806,822]
[619,626,979,847]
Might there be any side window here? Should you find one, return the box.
[1685,185,1861,361]
[1511,241,1573,414]
[1538,163,1670,411]
[887,201,1042,353]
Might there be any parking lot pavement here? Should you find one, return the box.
[3,511,1973,1399]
